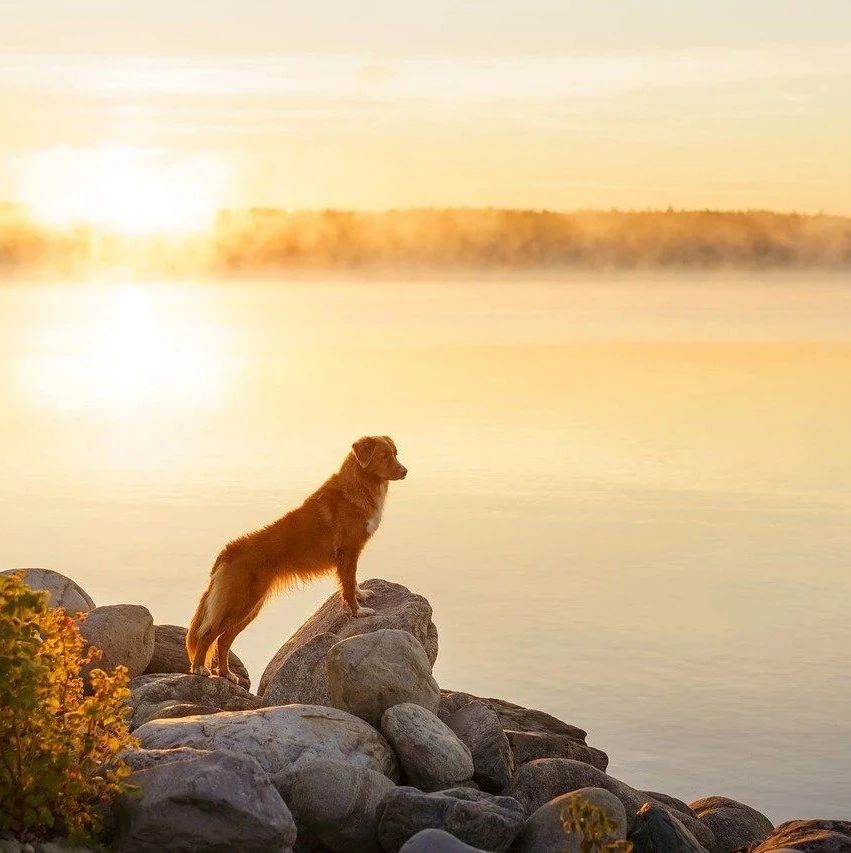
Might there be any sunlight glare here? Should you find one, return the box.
[14,146,228,235]
[19,283,230,414]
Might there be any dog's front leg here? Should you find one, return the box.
[336,548,375,618]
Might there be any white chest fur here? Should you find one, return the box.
[366,483,388,536]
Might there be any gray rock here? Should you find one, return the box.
[690,796,773,852]
[506,729,608,772]
[290,758,396,852]
[446,700,515,792]
[505,759,714,851]
[630,801,707,853]
[114,749,296,852]
[327,629,440,728]
[135,704,399,797]
[118,746,213,773]
[260,578,438,696]
[1,568,95,613]
[749,820,851,852]
[439,690,587,743]
[511,787,628,853]
[646,791,697,819]
[399,829,486,852]
[377,786,526,853]
[79,604,154,679]
[129,672,260,730]
[262,632,338,707]
[381,703,474,791]
[144,624,250,689]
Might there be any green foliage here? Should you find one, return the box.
[560,794,633,853]
[0,572,137,843]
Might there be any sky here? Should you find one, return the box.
[1,0,850,222]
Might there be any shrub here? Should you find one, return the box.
[0,572,137,843]
[561,793,633,852]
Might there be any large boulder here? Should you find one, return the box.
[446,700,515,793]
[377,787,526,853]
[144,624,250,688]
[506,729,608,771]
[327,629,440,728]
[749,820,851,852]
[114,748,296,852]
[78,604,154,679]
[290,758,396,852]
[117,747,213,773]
[129,673,261,730]
[381,703,474,791]
[260,579,438,697]
[135,704,399,796]
[505,759,714,850]
[1,568,95,613]
[261,632,338,708]
[690,795,773,851]
[630,801,707,853]
[440,690,587,742]
[511,787,627,853]
[399,829,487,852]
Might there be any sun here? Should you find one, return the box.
[15,145,228,236]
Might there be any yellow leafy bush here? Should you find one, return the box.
[0,572,137,843]
[561,794,634,852]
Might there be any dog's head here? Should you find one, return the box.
[351,435,407,481]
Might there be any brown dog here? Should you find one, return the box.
[185,435,406,685]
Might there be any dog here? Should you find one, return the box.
[185,435,407,685]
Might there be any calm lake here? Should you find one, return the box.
[1,272,850,821]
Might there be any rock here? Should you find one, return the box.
[261,632,338,707]
[446,700,515,792]
[399,829,487,852]
[440,690,587,743]
[327,629,440,728]
[290,758,396,852]
[749,820,851,852]
[118,746,213,773]
[1,567,95,613]
[377,787,525,853]
[79,604,154,679]
[511,787,628,853]
[505,759,714,851]
[630,801,707,853]
[506,730,608,772]
[646,791,697,819]
[129,672,261,729]
[135,704,399,797]
[381,703,474,791]
[260,578,438,696]
[690,795,773,851]
[114,749,296,852]
[144,624,250,688]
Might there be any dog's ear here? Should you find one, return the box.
[351,436,376,467]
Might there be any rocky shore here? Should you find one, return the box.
[3,568,849,853]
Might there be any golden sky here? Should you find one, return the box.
[1,0,850,225]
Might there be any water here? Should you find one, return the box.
[1,272,850,822]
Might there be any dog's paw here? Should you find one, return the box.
[356,587,375,602]
[191,664,211,677]
[218,670,242,686]
[353,606,375,618]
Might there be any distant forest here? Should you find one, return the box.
[2,205,851,275]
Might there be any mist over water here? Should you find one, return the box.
[1,272,850,821]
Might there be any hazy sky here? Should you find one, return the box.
[1,0,850,216]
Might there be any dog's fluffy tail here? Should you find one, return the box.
[186,559,226,667]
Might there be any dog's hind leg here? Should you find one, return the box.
[214,602,261,688]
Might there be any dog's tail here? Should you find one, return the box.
[186,559,226,668]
